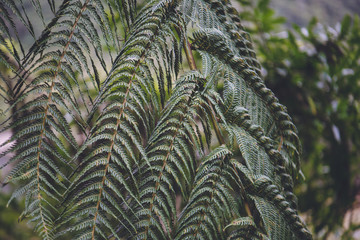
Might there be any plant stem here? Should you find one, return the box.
[183,36,197,71]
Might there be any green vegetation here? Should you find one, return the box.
[270,0,359,27]
[1,0,359,239]
[0,0,311,239]
[0,186,40,240]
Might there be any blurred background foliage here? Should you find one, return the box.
[0,180,40,240]
[1,0,360,239]
[269,0,359,27]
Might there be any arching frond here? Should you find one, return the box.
[60,1,182,239]
[0,2,104,239]
[0,0,145,239]
[248,175,312,239]
[180,0,261,75]
[132,71,214,239]
[175,145,237,240]
[192,27,301,178]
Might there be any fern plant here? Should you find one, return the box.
[0,0,312,239]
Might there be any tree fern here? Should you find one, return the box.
[0,0,312,239]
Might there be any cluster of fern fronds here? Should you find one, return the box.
[0,0,312,239]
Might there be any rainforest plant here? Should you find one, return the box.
[0,0,312,239]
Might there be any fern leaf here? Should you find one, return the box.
[61,2,182,238]
[175,145,237,240]
[0,0,117,238]
[192,28,300,178]
[132,71,213,239]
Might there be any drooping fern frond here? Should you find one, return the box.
[181,0,262,75]
[188,25,311,239]
[0,1,101,238]
[0,0,143,238]
[180,0,302,184]
[249,174,311,239]
[0,0,312,239]
[192,28,301,177]
[175,145,237,240]
[60,1,183,238]
[131,70,215,239]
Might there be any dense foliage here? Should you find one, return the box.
[3,0,349,239]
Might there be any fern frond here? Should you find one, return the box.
[248,175,312,239]
[61,1,182,238]
[0,0,128,238]
[133,71,213,239]
[221,80,298,211]
[175,145,237,240]
[186,7,309,238]
[180,0,261,75]
[225,216,268,240]
[192,28,300,177]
